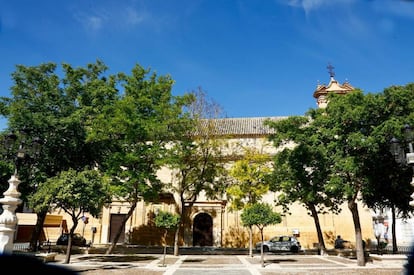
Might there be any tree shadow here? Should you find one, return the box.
[183,258,205,263]
[79,255,158,262]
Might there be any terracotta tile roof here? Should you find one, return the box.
[200,116,288,136]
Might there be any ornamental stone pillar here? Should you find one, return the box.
[0,175,22,254]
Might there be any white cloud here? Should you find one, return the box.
[73,9,107,33]
[285,0,414,19]
[84,16,103,32]
[369,1,414,36]
[372,0,414,19]
[125,8,146,26]
[72,2,150,34]
[285,0,356,14]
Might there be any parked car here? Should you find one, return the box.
[255,235,301,253]
[56,233,87,246]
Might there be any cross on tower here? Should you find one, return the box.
[327,63,335,78]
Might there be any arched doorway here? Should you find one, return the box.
[193,213,213,246]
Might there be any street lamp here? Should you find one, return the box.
[404,124,414,207]
[0,131,42,254]
[390,124,414,207]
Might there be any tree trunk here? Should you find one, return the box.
[348,200,365,266]
[376,235,382,255]
[173,225,180,256]
[63,222,78,264]
[105,201,137,255]
[162,229,167,266]
[29,210,47,252]
[249,226,253,257]
[63,232,73,264]
[391,205,398,253]
[173,196,184,256]
[260,228,265,268]
[309,203,327,255]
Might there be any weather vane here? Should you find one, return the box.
[327,63,335,78]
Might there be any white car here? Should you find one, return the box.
[255,235,301,253]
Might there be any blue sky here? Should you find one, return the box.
[1,0,414,130]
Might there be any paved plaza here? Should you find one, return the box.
[46,253,407,275]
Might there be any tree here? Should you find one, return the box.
[87,64,194,254]
[269,86,414,265]
[226,147,271,257]
[318,87,414,264]
[361,84,414,253]
[299,89,401,265]
[0,61,115,251]
[240,202,281,268]
[303,90,373,266]
[165,88,225,255]
[164,88,228,256]
[30,168,111,264]
[154,210,180,267]
[265,115,342,256]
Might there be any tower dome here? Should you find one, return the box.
[313,64,355,108]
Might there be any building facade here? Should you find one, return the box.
[79,115,376,249]
[18,68,386,250]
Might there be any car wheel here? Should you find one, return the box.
[263,246,269,252]
[290,245,299,253]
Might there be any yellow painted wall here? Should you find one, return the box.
[54,195,374,250]
[43,130,375,249]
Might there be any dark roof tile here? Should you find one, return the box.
[200,116,287,136]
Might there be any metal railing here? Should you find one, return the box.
[13,242,30,252]
[368,244,412,255]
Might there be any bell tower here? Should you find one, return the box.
[313,64,355,108]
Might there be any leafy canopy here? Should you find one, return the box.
[241,202,281,231]
[154,211,180,230]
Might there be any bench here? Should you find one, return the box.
[335,248,355,257]
[36,252,57,263]
[334,249,371,261]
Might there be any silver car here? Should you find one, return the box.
[255,235,301,253]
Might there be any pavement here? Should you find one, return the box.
[45,252,408,275]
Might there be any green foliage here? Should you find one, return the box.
[164,88,228,204]
[154,211,180,230]
[310,87,414,215]
[0,61,115,204]
[265,114,342,215]
[240,202,281,231]
[31,167,111,263]
[87,64,194,203]
[292,86,414,264]
[81,63,195,253]
[30,168,111,218]
[154,210,180,266]
[266,86,414,259]
[360,84,414,217]
[163,88,228,255]
[0,60,119,253]
[226,148,271,211]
